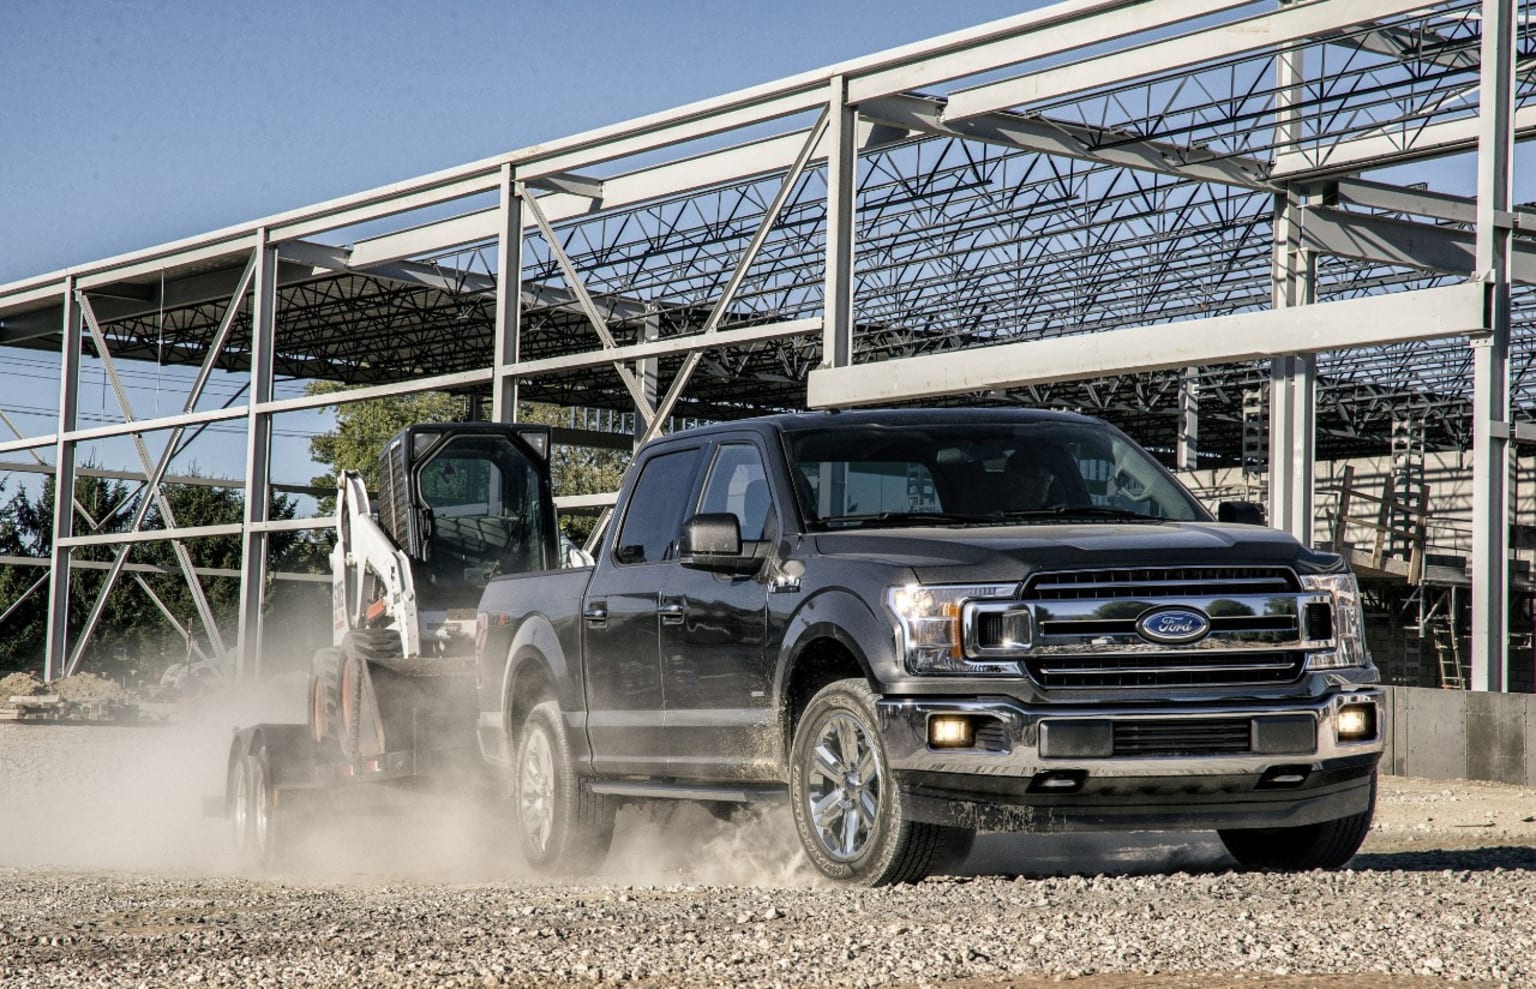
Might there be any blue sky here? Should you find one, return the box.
[0,0,1049,285]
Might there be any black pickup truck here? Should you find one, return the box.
[474,408,1383,885]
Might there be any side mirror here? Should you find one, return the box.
[679,513,761,574]
[1218,501,1267,526]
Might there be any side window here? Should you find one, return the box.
[614,448,701,564]
[698,443,774,541]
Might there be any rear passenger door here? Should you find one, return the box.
[660,439,777,781]
[582,445,702,776]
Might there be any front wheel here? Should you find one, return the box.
[1218,773,1377,870]
[513,701,614,875]
[789,678,944,885]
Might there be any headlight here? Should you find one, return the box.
[886,583,1022,675]
[1300,572,1371,671]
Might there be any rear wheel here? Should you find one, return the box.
[513,700,614,874]
[228,751,253,861]
[789,678,943,885]
[1218,773,1377,870]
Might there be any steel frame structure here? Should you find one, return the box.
[1,0,1533,687]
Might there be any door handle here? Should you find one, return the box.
[582,604,608,625]
[657,601,686,625]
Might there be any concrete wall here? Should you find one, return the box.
[1381,685,1536,785]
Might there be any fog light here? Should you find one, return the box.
[1336,704,1376,741]
[929,715,975,748]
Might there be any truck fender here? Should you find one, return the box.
[772,587,896,746]
[489,614,586,767]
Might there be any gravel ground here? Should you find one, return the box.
[2,720,1535,988]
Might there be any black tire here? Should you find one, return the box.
[929,825,978,875]
[239,742,287,869]
[513,700,614,875]
[228,749,253,862]
[789,678,944,885]
[1218,773,1377,871]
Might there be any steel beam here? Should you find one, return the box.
[238,234,278,679]
[42,277,81,682]
[1177,368,1199,470]
[1299,206,1536,284]
[861,93,1274,192]
[1273,105,1536,179]
[945,0,1436,121]
[77,294,226,656]
[493,165,523,423]
[1471,0,1516,693]
[847,0,1253,104]
[808,282,1488,408]
[824,78,856,372]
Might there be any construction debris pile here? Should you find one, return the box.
[0,672,144,723]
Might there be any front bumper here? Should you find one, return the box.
[875,689,1383,832]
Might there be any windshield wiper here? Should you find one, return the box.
[995,505,1164,522]
[816,511,990,530]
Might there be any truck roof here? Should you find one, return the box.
[662,406,1107,443]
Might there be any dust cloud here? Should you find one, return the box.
[0,668,1228,884]
[0,666,821,886]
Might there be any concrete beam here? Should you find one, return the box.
[807,282,1487,408]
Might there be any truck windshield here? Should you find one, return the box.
[786,421,1206,529]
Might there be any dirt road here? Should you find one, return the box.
[1,721,1533,987]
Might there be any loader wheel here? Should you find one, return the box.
[513,700,613,875]
[307,648,343,756]
[338,651,362,761]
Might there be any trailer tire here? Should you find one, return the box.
[513,700,613,875]
[228,749,254,862]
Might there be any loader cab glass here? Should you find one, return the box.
[412,434,551,587]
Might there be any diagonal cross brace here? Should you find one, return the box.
[76,292,233,660]
[634,108,832,450]
[0,407,204,663]
[522,190,660,426]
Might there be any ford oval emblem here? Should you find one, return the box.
[1136,607,1212,645]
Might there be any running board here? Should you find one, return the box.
[588,780,783,803]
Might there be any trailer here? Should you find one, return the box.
[222,421,560,866]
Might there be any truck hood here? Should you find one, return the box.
[811,521,1335,584]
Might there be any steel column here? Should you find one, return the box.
[823,75,856,373]
[1269,190,1317,545]
[1471,0,1517,692]
[237,233,278,679]
[42,277,81,682]
[1177,369,1199,472]
[493,164,522,423]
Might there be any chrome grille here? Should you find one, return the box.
[1114,719,1252,756]
[1023,566,1299,600]
[1019,567,1311,689]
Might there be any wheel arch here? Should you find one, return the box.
[774,597,884,769]
[500,613,582,763]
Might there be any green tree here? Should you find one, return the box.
[0,469,326,679]
[307,382,463,499]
